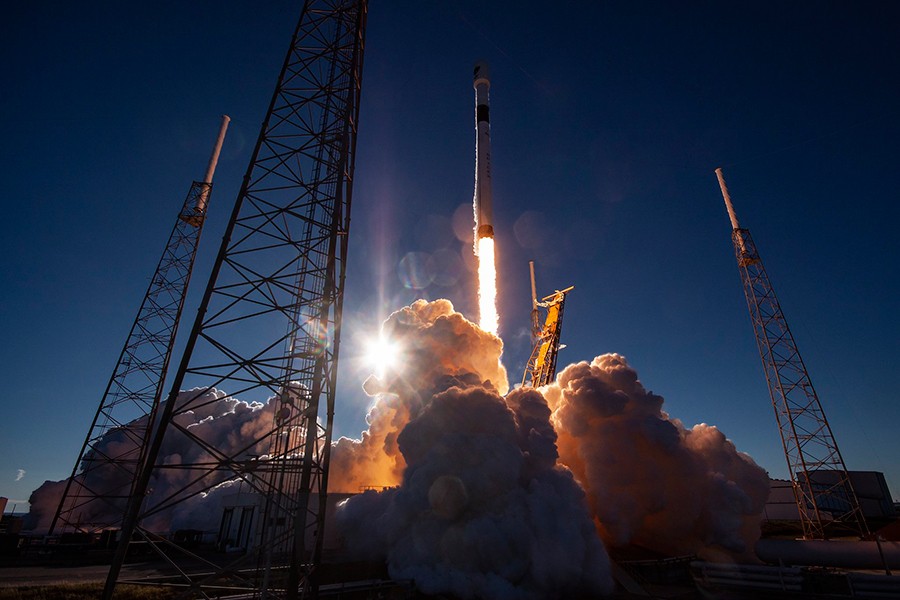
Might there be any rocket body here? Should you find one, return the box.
[473,61,494,243]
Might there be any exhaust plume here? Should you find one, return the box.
[542,353,770,560]
[335,299,612,598]
[477,237,499,335]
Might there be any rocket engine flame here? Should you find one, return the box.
[476,236,499,335]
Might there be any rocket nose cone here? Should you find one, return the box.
[473,60,490,88]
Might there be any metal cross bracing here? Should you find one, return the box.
[731,229,868,539]
[717,169,868,540]
[49,178,213,537]
[105,1,367,599]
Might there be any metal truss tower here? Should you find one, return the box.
[715,168,868,540]
[522,261,574,388]
[105,1,367,598]
[49,116,230,536]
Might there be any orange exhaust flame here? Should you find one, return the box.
[477,237,498,335]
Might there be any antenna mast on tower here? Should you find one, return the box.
[105,1,367,598]
[715,168,868,540]
[50,115,230,536]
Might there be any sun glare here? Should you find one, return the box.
[365,335,401,375]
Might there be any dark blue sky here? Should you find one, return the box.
[2,1,898,508]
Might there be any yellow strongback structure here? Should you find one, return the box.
[522,261,573,388]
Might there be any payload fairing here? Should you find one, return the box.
[473,61,494,243]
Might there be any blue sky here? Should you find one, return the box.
[2,1,898,509]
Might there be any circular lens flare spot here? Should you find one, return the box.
[398,252,436,289]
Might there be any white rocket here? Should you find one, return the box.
[473,61,494,242]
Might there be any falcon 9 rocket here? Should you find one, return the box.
[472,61,499,334]
[473,61,494,243]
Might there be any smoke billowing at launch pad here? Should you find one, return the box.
[24,299,772,598]
[334,300,770,598]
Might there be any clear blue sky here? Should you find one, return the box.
[2,1,898,510]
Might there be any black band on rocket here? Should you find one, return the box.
[477,104,490,123]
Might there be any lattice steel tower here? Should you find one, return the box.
[49,116,230,536]
[105,1,367,598]
[715,168,868,540]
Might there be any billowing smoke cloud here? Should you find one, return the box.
[330,299,508,493]
[25,389,275,533]
[335,300,769,595]
[336,300,613,598]
[542,353,770,560]
[26,291,769,598]
[15,469,26,481]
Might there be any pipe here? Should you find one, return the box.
[756,539,900,570]
[204,115,231,184]
[197,115,231,214]
[715,167,741,230]
[529,261,537,309]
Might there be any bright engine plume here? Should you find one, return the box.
[476,237,498,334]
[473,61,499,335]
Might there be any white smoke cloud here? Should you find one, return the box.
[15,469,26,481]
[335,299,613,599]
[542,353,770,560]
[25,388,275,533]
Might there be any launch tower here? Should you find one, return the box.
[105,1,367,598]
[715,168,868,540]
[522,261,573,388]
[50,116,229,536]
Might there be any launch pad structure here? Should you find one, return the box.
[103,1,368,598]
[49,116,230,538]
[715,168,869,541]
[522,261,574,388]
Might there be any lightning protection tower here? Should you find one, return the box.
[105,1,367,598]
[715,168,868,540]
[522,261,574,388]
[49,116,230,536]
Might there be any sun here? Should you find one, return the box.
[364,335,402,376]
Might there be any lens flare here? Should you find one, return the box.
[477,237,499,335]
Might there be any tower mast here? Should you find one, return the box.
[715,168,868,540]
[105,1,367,598]
[49,115,230,536]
